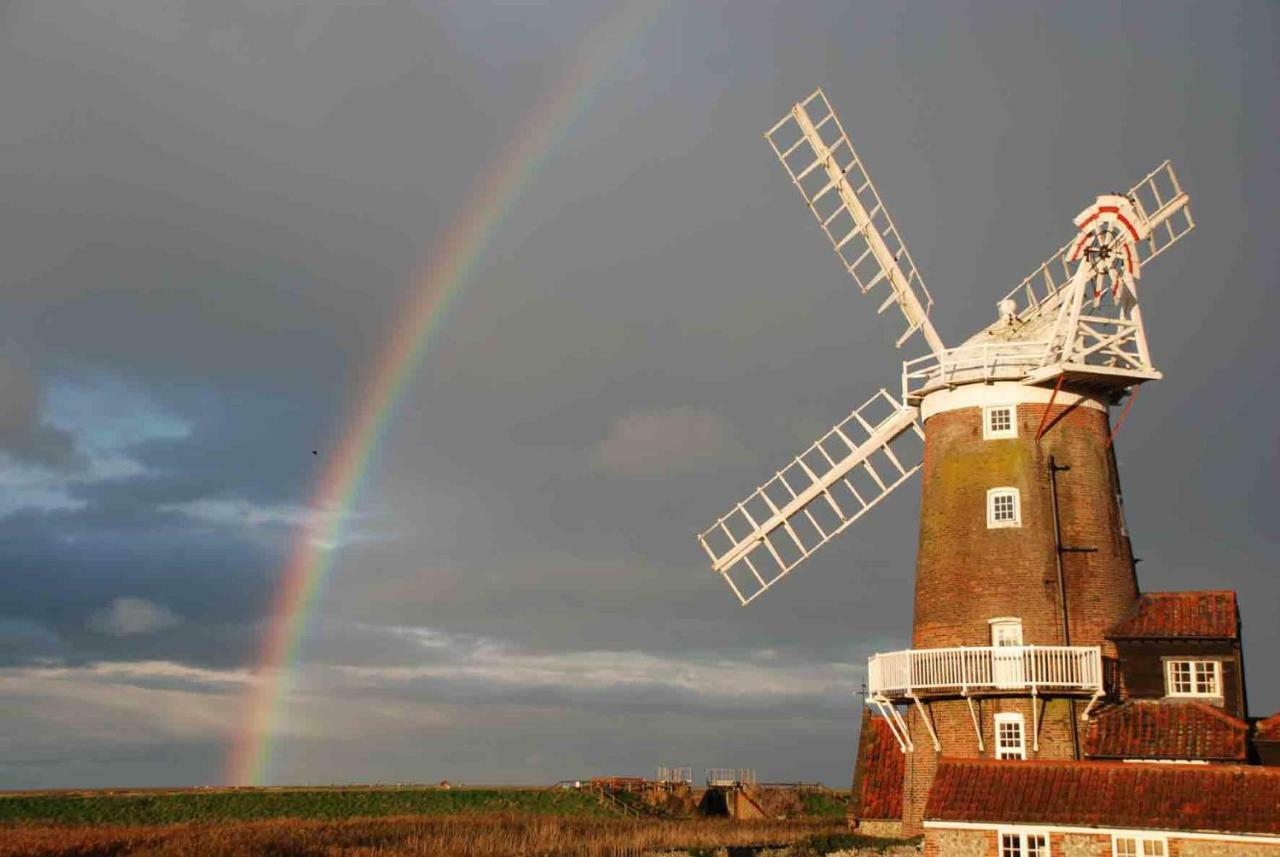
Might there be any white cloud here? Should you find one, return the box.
[593,406,748,479]
[159,498,389,551]
[0,661,248,749]
[335,624,863,700]
[160,498,317,528]
[86,597,182,637]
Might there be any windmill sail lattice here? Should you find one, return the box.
[1000,161,1193,330]
[697,390,924,605]
[766,89,946,355]
[698,86,1193,607]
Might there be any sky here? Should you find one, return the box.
[0,0,1276,789]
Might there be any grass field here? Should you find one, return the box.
[0,786,895,856]
[0,786,610,826]
[0,813,887,857]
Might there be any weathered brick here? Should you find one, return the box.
[895,395,1141,832]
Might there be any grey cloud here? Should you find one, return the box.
[86,597,182,636]
[593,406,749,479]
[0,354,76,468]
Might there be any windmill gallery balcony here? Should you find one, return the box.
[867,644,1103,700]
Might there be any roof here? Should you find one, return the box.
[1107,591,1239,639]
[925,758,1280,836]
[1084,700,1249,761]
[851,714,904,821]
[1256,713,1280,743]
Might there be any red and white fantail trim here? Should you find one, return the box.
[1069,194,1149,305]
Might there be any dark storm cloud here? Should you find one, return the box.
[0,354,76,468]
[0,0,1275,788]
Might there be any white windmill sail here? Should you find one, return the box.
[697,390,924,605]
[766,89,946,356]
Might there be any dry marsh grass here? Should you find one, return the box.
[0,813,851,857]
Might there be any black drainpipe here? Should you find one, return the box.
[1048,455,1082,760]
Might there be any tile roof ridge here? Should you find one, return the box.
[1140,589,1237,598]
[936,756,1279,774]
[1182,699,1250,729]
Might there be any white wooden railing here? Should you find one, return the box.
[867,645,1102,697]
[901,341,1050,402]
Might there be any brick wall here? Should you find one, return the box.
[924,828,1280,856]
[902,695,1080,832]
[902,394,1140,832]
[912,398,1137,653]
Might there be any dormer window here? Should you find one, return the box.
[983,405,1016,439]
[987,487,1021,528]
[1165,659,1221,698]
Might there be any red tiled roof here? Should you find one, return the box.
[851,714,903,820]
[925,758,1280,835]
[1085,700,1249,761]
[1257,713,1280,743]
[1107,591,1239,639]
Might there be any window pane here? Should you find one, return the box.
[1142,840,1166,857]
[1194,661,1219,695]
[1000,834,1020,857]
[996,717,1025,759]
[1114,838,1138,857]
[1028,834,1047,856]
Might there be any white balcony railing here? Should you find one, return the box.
[867,645,1103,698]
[902,341,1050,402]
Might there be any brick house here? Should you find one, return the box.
[922,758,1280,856]
[846,387,1276,842]
[853,584,1279,847]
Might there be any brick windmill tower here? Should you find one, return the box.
[696,88,1194,833]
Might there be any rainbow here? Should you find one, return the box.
[226,5,667,786]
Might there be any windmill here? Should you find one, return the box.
[695,88,1193,832]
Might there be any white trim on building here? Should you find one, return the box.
[923,820,1280,846]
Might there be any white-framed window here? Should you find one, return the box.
[989,617,1024,647]
[1112,834,1166,857]
[1164,659,1222,698]
[1000,830,1049,857]
[984,404,1017,439]
[995,712,1026,760]
[987,487,1021,528]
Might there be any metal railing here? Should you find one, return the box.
[901,341,1050,401]
[868,645,1102,697]
[656,766,692,785]
[705,768,756,788]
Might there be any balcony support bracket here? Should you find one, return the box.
[1030,687,1040,753]
[1080,689,1105,722]
[964,693,984,752]
[871,695,913,753]
[909,693,941,752]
